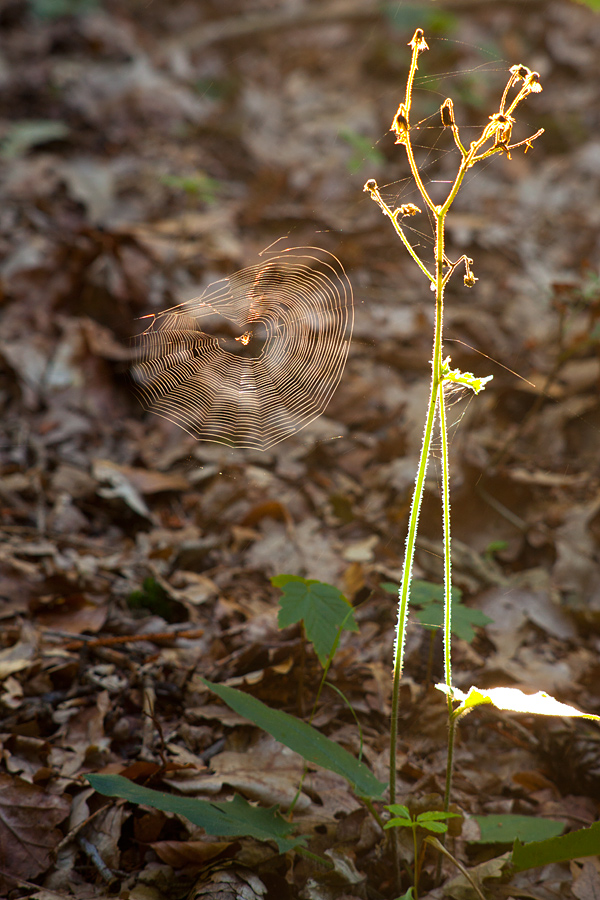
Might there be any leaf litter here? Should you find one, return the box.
[0,0,600,898]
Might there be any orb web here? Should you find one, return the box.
[131,247,354,450]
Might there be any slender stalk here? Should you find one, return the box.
[365,30,543,893]
[389,381,438,806]
[413,825,420,900]
[438,379,457,822]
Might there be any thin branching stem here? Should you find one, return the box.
[365,29,543,893]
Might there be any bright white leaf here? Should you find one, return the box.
[436,684,600,721]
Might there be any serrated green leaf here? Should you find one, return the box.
[410,580,463,607]
[472,814,564,845]
[272,575,358,666]
[415,602,492,642]
[203,680,385,798]
[512,822,600,871]
[380,579,490,643]
[87,774,303,853]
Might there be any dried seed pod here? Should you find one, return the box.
[392,104,409,142]
[441,98,455,128]
[409,28,429,53]
[524,71,543,93]
[510,64,531,81]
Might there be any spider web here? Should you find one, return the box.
[131,247,354,451]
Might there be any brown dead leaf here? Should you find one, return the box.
[150,840,234,868]
[0,773,70,891]
[572,860,600,900]
[3,734,51,782]
[59,690,111,773]
[164,734,309,811]
[0,620,37,681]
[36,593,107,635]
[187,866,267,900]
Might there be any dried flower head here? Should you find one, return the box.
[409,28,429,53]
[393,203,421,220]
[510,64,531,81]
[441,98,455,128]
[524,71,542,93]
[391,104,409,144]
[489,112,515,146]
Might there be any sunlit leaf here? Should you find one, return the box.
[438,684,600,721]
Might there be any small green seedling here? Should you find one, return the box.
[128,576,174,621]
[160,171,222,204]
[384,805,460,898]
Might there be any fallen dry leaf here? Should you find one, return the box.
[0,773,70,892]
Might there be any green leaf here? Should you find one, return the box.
[385,804,411,819]
[394,888,414,900]
[380,580,492,643]
[417,811,461,823]
[415,602,492,643]
[87,774,303,853]
[380,582,399,595]
[203,679,385,799]
[512,822,600,871]
[573,0,600,11]
[439,684,600,722]
[441,359,493,394]
[410,580,463,607]
[472,814,564,845]
[384,818,416,830]
[417,820,449,833]
[272,575,358,667]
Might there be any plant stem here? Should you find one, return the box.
[367,29,544,893]
[413,825,420,900]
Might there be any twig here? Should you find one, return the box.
[77,834,120,891]
[58,628,204,652]
[141,675,157,761]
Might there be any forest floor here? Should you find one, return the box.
[1,0,600,898]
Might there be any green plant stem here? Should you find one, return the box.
[437,329,455,820]
[389,272,442,892]
[413,825,420,900]
[363,796,385,832]
[370,31,543,893]
[296,847,334,869]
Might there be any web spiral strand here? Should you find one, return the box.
[131,247,354,450]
